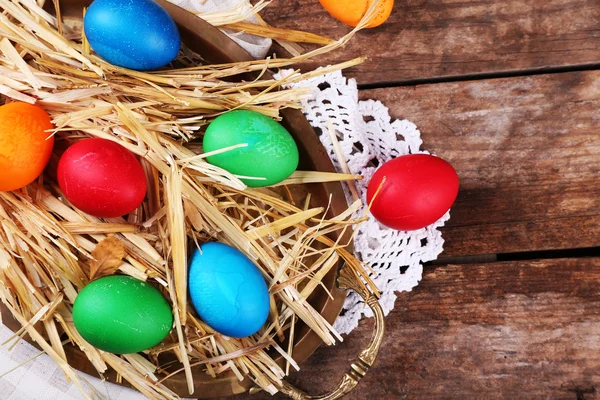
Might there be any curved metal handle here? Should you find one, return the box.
[278,267,385,400]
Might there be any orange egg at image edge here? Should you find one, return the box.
[0,102,55,192]
[319,0,394,28]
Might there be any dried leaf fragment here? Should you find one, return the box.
[89,236,126,281]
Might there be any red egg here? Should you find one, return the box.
[57,138,147,218]
[366,154,459,231]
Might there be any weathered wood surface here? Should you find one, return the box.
[260,0,600,85]
[238,258,600,399]
[359,70,600,257]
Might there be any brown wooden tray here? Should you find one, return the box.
[2,0,350,398]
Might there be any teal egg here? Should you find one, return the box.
[203,110,300,187]
[188,242,270,338]
[73,276,173,354]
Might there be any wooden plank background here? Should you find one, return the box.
[261,0,600,85]
[243,258,600,399]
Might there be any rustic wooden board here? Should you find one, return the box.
[238,258,600,399]
[359,70,600,256]
[261,0,600,85]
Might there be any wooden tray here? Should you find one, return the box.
[1,0,349,397]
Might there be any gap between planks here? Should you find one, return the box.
[430,246,600,266]
[357,62,600,90]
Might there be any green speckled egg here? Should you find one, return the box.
[72,276,173,354]
[203,110,300,187]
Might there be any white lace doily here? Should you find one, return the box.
[277,70,449,334]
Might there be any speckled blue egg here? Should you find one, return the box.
[84,0,181,71]
[188,242,270,338]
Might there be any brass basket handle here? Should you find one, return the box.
[278,267,385,400]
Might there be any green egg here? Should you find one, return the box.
[72,275,173,354]
[203,110,300,187]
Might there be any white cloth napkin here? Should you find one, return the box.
[169,0,272,59]
[0,325,146,399]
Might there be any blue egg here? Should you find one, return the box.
[188,242,270,338]
[84,0,181,71]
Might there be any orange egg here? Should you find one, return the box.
[0,102,54,191]
[319,0,393,28]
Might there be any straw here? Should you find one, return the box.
[0,0,382,398]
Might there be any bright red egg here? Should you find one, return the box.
[57,138,147,218]
[366,154,459,231]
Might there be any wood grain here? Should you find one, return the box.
[236,258,600,399]
[359,70,600,256]
[260,0,600,85]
